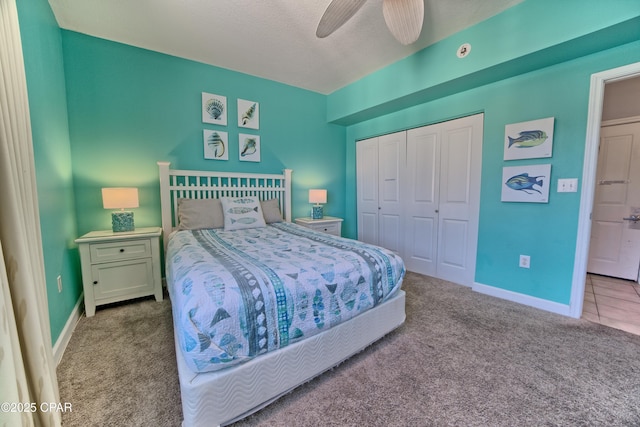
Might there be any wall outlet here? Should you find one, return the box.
[519,255,530,269]
[57,275,63,293]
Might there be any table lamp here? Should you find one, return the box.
[309,189,327,219]
[102,187,139,232]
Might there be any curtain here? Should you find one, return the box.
[0,0,61,425]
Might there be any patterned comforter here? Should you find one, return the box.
[166,222,405,373]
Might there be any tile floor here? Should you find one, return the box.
[582,274,640,335]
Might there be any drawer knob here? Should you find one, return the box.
[93,280,98,285]
[119,248,125,253]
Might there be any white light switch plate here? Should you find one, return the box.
[557,178,578,193]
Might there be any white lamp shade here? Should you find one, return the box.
[102,188,139,210]
[309,189,327,204]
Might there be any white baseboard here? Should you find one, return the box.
[473,282,572,317]
[53,293,84,365]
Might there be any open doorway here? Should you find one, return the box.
[570,62,640,323]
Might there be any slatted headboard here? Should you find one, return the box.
[157,161,292,239]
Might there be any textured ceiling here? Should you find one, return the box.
[48,0,523,94]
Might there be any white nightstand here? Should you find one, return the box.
[295,216,343,237]
[75,227,163,317]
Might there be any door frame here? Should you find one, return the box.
[570,61,640,318]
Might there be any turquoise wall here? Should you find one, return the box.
[337,0,640,305]
[15,0,640,344]
[16,0,82,343]
[62,32,346,236]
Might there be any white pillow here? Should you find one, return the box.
[221,196,266,231]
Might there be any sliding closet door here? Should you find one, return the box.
[377,132,406,255]
[436,114,483,286]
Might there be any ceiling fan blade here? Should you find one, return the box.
[316,0,367,38]
[382,0,424,45]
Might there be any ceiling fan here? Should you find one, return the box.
[316,0,424,45]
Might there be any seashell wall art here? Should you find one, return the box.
[202,93,227,126]
[203,130,229,160]
[239,134,260,162]
[238,99,259,129]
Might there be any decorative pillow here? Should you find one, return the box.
[176,198,224,230]
[221,196,266,231]
[261,199,283,224]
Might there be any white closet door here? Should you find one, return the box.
[356,137,379,245]
[436,114,483,286]
[378,131,406,255]
[405,126,440,275]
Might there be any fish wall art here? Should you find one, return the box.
[504,117,554,160]
[202,93,227,126]
[238,99,259,129]
[203,130,229,160]
[239,133,260,162]
[501,164,551,203]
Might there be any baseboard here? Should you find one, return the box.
[473,282,572,317]
[53,293,84,366]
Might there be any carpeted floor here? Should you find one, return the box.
[58,272,640,426]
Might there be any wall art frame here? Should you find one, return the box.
[239,133,260,162]
[503,117,554,160]
[202,92,227,126]
[203,130,228,160]
[238,99,259,129]
[501,163,551,203]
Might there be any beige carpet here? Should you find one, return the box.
[58,272,640,426]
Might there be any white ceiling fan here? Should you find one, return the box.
[316,0,425,45]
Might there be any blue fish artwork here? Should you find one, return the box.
[505,173,544,194]
[507,130,548,148]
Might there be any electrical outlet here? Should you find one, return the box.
[519,255,530,269]
[57,275,63,293]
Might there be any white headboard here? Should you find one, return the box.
[157,161,292,238]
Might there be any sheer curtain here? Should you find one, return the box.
[0,0,61,425]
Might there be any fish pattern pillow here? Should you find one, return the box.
[221,196,266,231]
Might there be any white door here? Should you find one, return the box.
[356,137,379,245]
[588,121,640,280]
[404,114,483,286]
[436,115,483,286]
[405,125,440,275]
[377,132,406,255]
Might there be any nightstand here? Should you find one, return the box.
[75,227,163,317]
[295,216,343,237]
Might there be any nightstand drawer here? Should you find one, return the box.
[89,240,151,263]
[308,222,340,235]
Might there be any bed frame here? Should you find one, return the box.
[157,162,406,427]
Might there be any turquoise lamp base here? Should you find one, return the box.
[311,205,324,220]
[112,211,135,232]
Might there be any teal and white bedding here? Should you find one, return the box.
[166,222,405,374]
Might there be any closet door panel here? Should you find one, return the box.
[356,137,379,245]
[405,126,439,275]
[437,115,483,286]
[378,132,406,255]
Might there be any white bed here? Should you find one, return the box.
[158,161,406,426]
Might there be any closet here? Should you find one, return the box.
[356,113,483,287]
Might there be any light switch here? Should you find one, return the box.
[557,178,578,193]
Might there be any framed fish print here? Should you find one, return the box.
[503,117,554,160]
[238,99,259,129]
[501,164,551,203]
[203,130,228,160]
[239,133,260,162]
[202,93,227,126]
